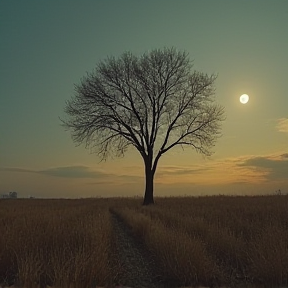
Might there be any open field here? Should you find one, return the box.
[0,195,288,288]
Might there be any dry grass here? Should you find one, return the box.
[111,207,223,287]
[111,195,288,287]
[0,199,114,288]
[1,195,288,288]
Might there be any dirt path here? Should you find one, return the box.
[110,211,169,288]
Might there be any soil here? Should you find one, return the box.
[110,211,173,288]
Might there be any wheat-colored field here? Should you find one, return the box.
[0,198,116,288]
[111,195,288,287]
[0,195,287,288]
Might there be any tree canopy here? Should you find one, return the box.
[62,47,225,204]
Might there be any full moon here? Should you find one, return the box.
[240,94,249,104]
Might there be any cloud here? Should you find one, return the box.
[238,155,288,180]
[0,165,143,185]
[116,174,143,182]
[2,153,287,189]
[281,153,288,159]
[0,167,34,173]
[0,165,111,179]
[276,118,288,132]
[157,165,209,176]
[38,166,108,178]
[85,181,116,185]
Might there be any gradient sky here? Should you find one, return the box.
[1,0,287,198]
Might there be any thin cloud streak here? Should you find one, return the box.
[157,165,210,176]
[281,153,288,159]
[0,166,111,179]
[1,152,287,191]
[276,118,288,132]
[0,165,143,184]
[155,152,288,185]
[0,167,34,173]
[39,166,109,179]
[238,155,288,181]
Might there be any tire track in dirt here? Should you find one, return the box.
[110,210,169,288]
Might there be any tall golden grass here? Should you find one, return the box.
[111,206,223,287]
[1,195,287,287]
[111,195,288,287]
[0,199,115,288]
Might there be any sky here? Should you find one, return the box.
[1,0,287,198]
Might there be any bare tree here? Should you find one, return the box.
[62,48,225,205]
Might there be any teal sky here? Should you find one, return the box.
[1,0,287,198]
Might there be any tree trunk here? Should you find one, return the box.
[143,161,155,205]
